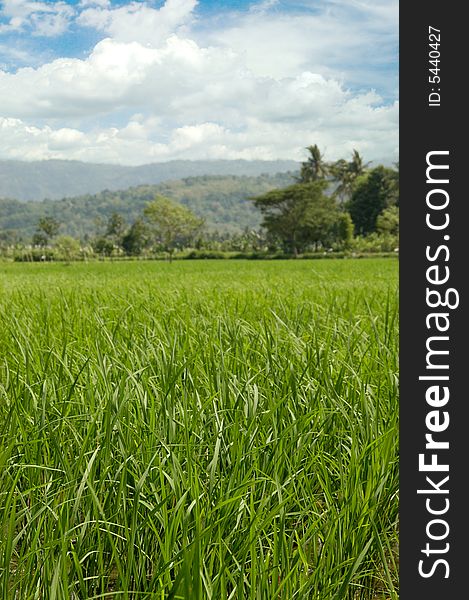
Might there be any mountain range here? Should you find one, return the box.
[0,173,296,240]
[0,159,299,202]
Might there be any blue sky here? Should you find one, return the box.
[0,0,398,165]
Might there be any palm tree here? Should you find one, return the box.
[298,144,329,182]
[349,149,369,179]
[331,149,370,204]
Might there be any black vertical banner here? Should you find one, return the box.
[400,4,466,599]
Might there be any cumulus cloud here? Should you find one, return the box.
[0,118,81,160]
[0,36,243,119]
[0,0,398,164]
[77,0,198,45]
[0,0,74,36]
[0,88,398,166]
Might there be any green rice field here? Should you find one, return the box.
[0,259,399,599]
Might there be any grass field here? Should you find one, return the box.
[0,259,399,599]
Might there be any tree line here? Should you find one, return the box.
[0,175,292,240]
[253,145,398,255]
[2,146,398,262]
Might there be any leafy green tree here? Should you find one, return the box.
[33,216,61,247]
[32,232,49,248]
[92,237,115,257]
[143,196,204,261]
[347,166,399,235]
[121,219,149,256]
[0,229,22,247]
[298,145,329,182]
[376,205,399,236]
[329,212,354,249]
[105,212,126,247]
[37,216,60,239]
[252,181,347,254]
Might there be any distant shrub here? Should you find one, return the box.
[184,250,228,260]
[300,252,345,259]
[14,249,55,262]
[349,233,399,253]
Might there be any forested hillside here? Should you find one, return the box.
[0,173,295,240]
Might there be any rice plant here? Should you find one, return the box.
[0,259,398,599]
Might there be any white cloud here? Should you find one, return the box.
[77,0,198,45]
[0,0,74,36]
[0,36,249,120]
[202,4,397,95]
[0,42,34,68]
[0,0,398,164]
[79,0,110,7]
[0,88,398,165]
[249,0,280,14]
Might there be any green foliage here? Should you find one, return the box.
[121,218,150,256]
[144,196,204,260]
[0,154,399,259]
[0,173,295,240]
[330,212,354,249]
[347,166,399,235]
[105,212,127,241]
[92,237,116,257]
[31,232,49,248]
[183,249,230,260]
[377,205,399,237]
[253,181,349,254]
[0,228,22,246]
[36,216,60,238]
[297,144,329,182]
[54,235,82,262]
[33,216,61,247]
[330,149,370,203]
[12,248,55,262]
[0,259,398,599]
[349,232,399,253]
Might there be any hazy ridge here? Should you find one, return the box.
[0,159,299,202]
[0,173,296,239]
